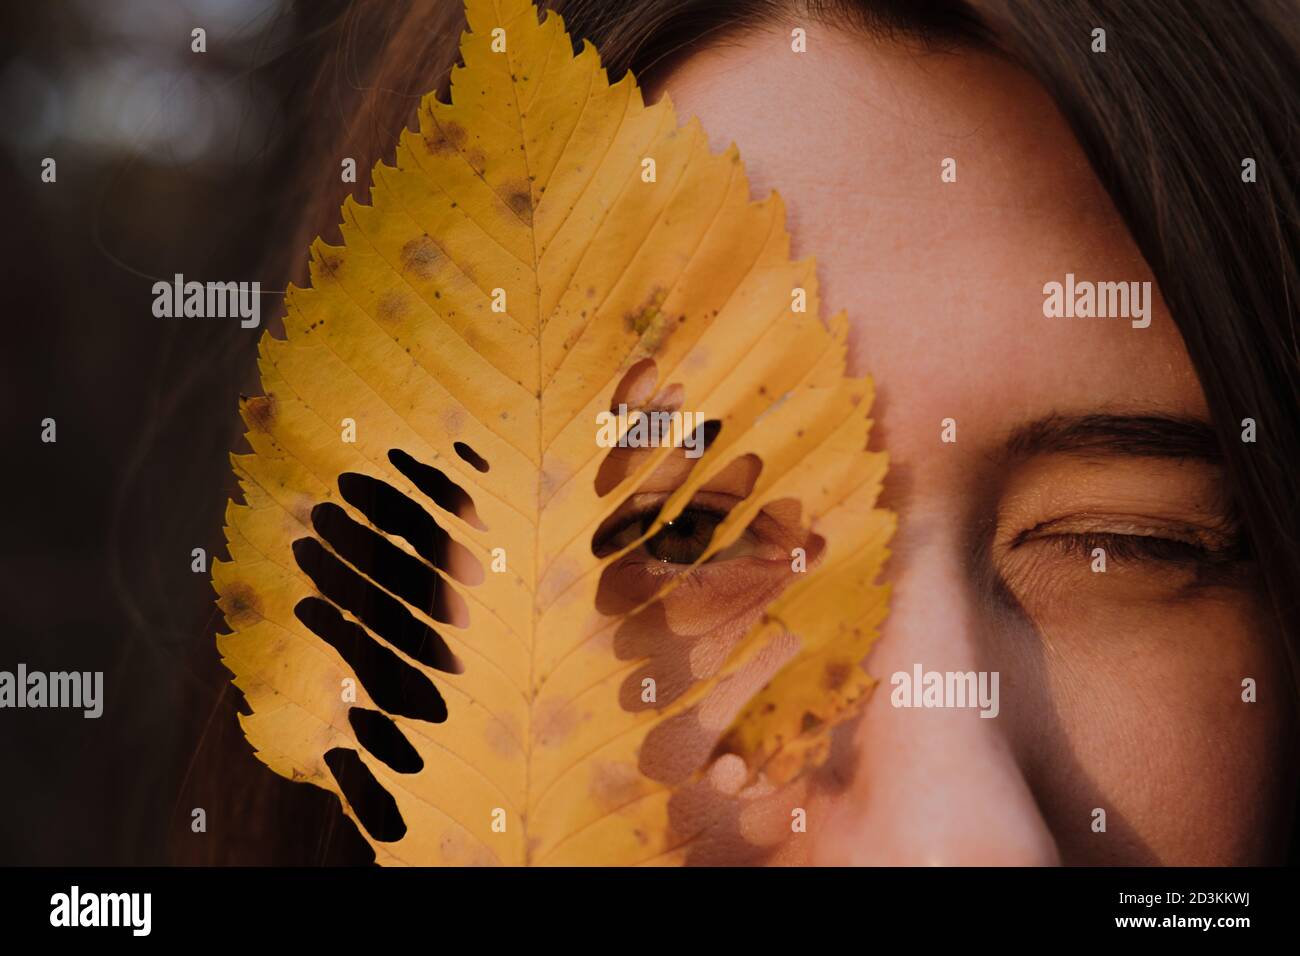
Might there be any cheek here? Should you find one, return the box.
[1021,590,1289,863]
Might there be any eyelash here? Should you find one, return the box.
[1042,531,1247,566]
[593,502,733,565]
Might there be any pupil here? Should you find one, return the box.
[669,514,697,536]
[643,509,718,564]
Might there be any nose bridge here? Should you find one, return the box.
[872,507,988,676]
[815,517,1060,865]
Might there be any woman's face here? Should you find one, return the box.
[638,23,1293,864]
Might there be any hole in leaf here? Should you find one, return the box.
[292,537,463,674]
[697,418,722,451]
[324,747,406,842]
[293,597,448,723]
[311,502,469,627]
[454,441,489,472]
[608,358,658,411]
[594,411,721,498]
[338,472,484,585]
[388,448,486,529]
[348,707,424,774]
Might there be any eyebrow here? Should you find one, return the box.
[1003,413,1221,462]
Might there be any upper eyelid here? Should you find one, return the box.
[602,499,730,541]
[1043,531,1222,564]
[1013,513,1238,551]
[598,490,746,534]
[592,490,768,557]
[1046,529,1205,549]
[1029,529,1250,565]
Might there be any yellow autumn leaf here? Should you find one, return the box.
[214,0,893,866]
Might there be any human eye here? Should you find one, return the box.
[991,454,1257,608]
[1010,513,1248,568]
[591,490,810,614]
[997,510,1252,607]
[592,491,783,569]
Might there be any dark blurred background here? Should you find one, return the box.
[0,0,378,864]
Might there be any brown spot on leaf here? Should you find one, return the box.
[424,117,467,155]
[485,715,522,759]
[589,761,647,812]
[219,581,262,628]
[400,235,441,280]
[466,148,486,173]
[441,405,465,436]
[823,661,851,691]
[502,179,534,224]
[534,697,579,748]
[623,286,667,335]
[316,254,342,279]
[244,394,276,432]
[376,290,409,324]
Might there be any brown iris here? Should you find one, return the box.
[640,508,725,564]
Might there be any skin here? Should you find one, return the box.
[612,22,1295,864]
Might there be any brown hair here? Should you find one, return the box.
[178,0,1300,864]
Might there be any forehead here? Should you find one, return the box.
[654,24,1207,463]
